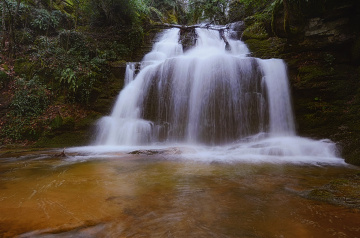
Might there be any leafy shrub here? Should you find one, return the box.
[60,68,78,92]
[31,9,63,32]
[1,116,44,141]
[58,30,86,50]
[86,0,148,26]
[1,75,50,141]
[10,76,50,117]
[15,28,35,45]
[0,71,10,89]
[0,0,31,28]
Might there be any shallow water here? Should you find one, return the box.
[0,148,359,238]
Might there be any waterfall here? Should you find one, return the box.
[95,27,295,145]
[91,26,340,163]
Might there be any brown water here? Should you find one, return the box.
[0,149,359,238]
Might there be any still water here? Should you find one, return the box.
[0,147,359,238]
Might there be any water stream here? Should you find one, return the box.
[0,150,359,237]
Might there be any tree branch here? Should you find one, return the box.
[155,23,230,31]
[154,23,232,51]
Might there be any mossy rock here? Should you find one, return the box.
[14,59,35,77]
[304,174,360,207]
[92,98,114,114]
[35,130,90,148]
[242,22,269,40]
[62,117,75,130]
[50,115,63,130]
[50,116,75,131]
[244,37,285,58]
[308,189,334,201]
[298,65,333,81]
[329,179,350,189]
[76,113,101,130]
[109,60,127,68]
[341,138,360,165]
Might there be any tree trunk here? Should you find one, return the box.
[3,0,21,57]
[283,0,290,34]
[1,1,6,48]
[219,29,231,51]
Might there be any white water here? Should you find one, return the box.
[90,26,343,164]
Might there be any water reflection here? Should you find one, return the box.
[0,149,359,237]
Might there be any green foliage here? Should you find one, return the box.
[0,0,31,27]
[229,0,274,21]
[10,76,50,117]
[146,0,187,24]
[0,71,10,89]
[31,9,63,31]
[1,75,50,141]
[58,29,86,50]
[86,0,149,26]
[188,0,231,24]
[15,28,35,44]
[60,68,77,91]
[242,22,268,40]
[2,116,34,141]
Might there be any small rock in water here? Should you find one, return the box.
[128,147,195,156]
[55,148,66,157]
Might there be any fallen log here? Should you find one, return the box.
[154,23,232,51]
[156,23,230,31]
[219,29,231,51]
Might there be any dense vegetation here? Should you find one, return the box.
[1,0,360,164]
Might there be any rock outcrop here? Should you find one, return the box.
[242,0,360,165]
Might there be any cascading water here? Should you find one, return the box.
[92,25,341,163]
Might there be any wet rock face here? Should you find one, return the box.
[271,0,360,47]
[303,16,355,48]
[179,28,198,51]
[242,0,360,165]
[228,21,246,40]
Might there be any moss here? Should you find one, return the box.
[244,37,285,58]
[92,98,114,114]
[329,179,350,188]
[242,22,269,40]
[76,112,101,130]
[49,115,75,132]
[2,64,9,71]
[35,130,90,148]
[342,140,360,166]
[308,189,334,201]
[304,174,360,208]
[14,59,35,77]
[298,65,333,81]
[50,115,63,130]
[109,60,127,68]
[62,117,75,130]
